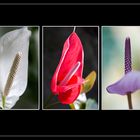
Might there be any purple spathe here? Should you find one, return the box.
[107,71,140,95]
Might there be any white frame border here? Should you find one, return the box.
[101,25,140,110]
[0,26,40,111]
[42,25,99,110]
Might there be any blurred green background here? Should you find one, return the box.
[43,27,98,109]
[0,26,39,109]
[102,26,140,110]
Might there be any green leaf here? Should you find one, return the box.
[81,71,96,94]
[85,98,98,109]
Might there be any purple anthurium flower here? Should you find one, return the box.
[107,37,139,95]
[106,37,140,109]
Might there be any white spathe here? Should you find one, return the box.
[0,27,31,109]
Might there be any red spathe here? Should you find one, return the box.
[51,32,84,104]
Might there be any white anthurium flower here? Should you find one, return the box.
[0,27,31,109]
[73,93,87,110]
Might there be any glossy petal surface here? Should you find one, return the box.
[51,32,84,104]
[107,71,140,95]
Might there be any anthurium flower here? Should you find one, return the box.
[0,27,31,109]
[107,37,140,95]
[51,32,84,104]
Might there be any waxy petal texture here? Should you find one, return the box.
[107,71,140,95]
[0,27,31,109]
[51,32,84,104]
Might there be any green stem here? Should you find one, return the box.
[69,104,75,109]
[45,93,54,106]
[45,101,60,109]
[127,93,133,109]
[2,95,6,109]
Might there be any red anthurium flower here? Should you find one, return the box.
[51,32,84,104]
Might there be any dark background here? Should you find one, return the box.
[43,27,98,109]
[0,3,140,137]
